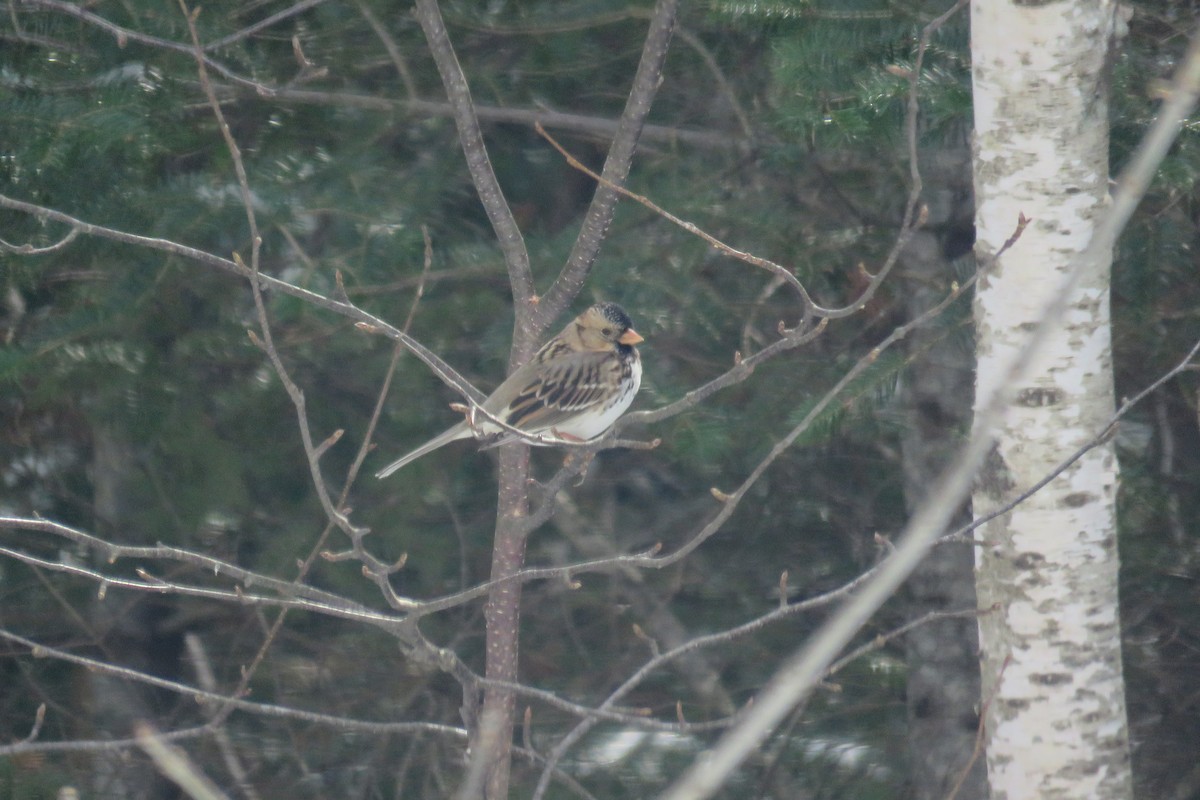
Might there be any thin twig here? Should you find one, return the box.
[355,0,418,99]
[0,542,395,625]
[0,628,470,742]
[945,653,1010,800]
[540,121,811,321]
[470,677,729,733]
[185,13,435,734]
[185,635,261,800]
[135,722,232,800]
[0,724,209,756]
[537,124,919,326]
[203,0,329,51]
[941,330,1200,546]
[21,0,275,93]
[183,0,367,569]
[674,25,754,138]
[0,518,368,610]
[243,85,747,149]
[0,228,79,254]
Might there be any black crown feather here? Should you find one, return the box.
[597,302,633,331]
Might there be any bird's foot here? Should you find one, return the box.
[550,428,588,443]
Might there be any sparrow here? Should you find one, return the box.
[376,302,643,478]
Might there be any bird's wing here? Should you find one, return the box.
[492,350,619,434]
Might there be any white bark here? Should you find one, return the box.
[971,1,1133,798]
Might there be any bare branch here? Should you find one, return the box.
[538,123,925,328]
[0,517,373,612]
[355,0,419,99]
[534,0,681,332]
[19,0,276,93]
[0,228,79,254]
[619,319,828,429]
[674,25,754,138]
[947,654,1010,800]
[250,85,746,150]
[0,192,487,406]
[0,628,470,741]
[941,330,1200,547]
[185,635,261,800]
[473,677,731,734]
[135,722,232,800]
[202,0,329,51]
[0,540,401,627]
[1,725,213,757]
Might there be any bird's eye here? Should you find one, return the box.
[602,328,613,336]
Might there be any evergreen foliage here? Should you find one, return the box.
[1,0,1197,796]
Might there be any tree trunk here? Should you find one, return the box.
[89,426,181,800]
[478,445,530,799]
[970,1,1133,798]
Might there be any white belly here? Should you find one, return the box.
[554,357,642,441]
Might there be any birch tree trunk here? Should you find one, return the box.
[971,1,1133,798]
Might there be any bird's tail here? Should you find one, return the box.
[375,423,469,479]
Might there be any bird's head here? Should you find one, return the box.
[572,302,643,352]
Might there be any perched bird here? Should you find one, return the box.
[376,302,644,478]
